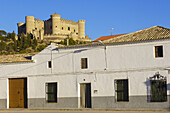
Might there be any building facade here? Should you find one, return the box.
[0,26,170,109]
[17,13,91,42]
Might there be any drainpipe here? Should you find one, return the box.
[104,45,107,71]
[98,40,107,71]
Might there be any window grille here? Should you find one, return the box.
[115,79,129,102]
[150,73,167,102]
[46,83,57,102]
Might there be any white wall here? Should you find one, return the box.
[107,41,170,71]
[27,69,170,99]
[0,79,7,99]
[0,40,170,100]
[1,40,170,77]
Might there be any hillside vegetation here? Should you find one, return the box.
[0,30,47,55]
[0,30,88,55]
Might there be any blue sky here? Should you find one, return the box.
[0,0,170,41]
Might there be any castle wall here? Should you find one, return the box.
[44,19,52,35]
[44,17,80,42]
[60,19,78,35]
[17,13,91,42]
[44,17,79,36]
[33,19,44,40]
[17,23,26,35]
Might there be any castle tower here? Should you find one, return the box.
[78,20,85,39]
[17,23,25,34]
[50,13,61,35]
[26,16,34,34]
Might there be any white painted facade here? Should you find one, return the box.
[0,39,170,109]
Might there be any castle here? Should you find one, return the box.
[17,13,91,42]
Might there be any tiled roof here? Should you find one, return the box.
[58,26,170,49]
[0,53,36,63]
[103,26,170,43]
[93,34,126,42]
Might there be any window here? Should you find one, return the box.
[46,83,57,103]
[74,29,75,32]
[48,61,52,68]
[150,80,167,102]
[81,58,88,69]
[115,79,129,102]
[155,46,163,57]
[62,27,63,30]
[68,27,70,31]
[56,26,57,28]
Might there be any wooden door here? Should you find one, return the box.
[9,78,27,108]
[80,83,91,108]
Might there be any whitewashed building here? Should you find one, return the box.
[0,26,170,109]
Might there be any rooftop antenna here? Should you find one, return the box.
[111,28,114,36]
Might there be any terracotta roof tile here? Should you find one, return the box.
[93,34,126,42]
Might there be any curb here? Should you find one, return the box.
[0,108,169,112]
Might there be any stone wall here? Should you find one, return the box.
[17,13,91,42]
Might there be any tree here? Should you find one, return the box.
[7,33,11,39]
[58,38,78,45]
[11,31,16,41]
[0,41,7,51]
[69,38,76,45]
[0,30,7,36]
[32,37,37,46]
[31,37,37,50]
[0,35,5,41]
[23,36,29,49]
[13,39,17,51]
[17,36,21,48]
[7,43,14,52]
[37,45,46,51]
[27,33,32,47]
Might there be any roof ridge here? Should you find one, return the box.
[155,25,170,30]
[93,34,126,42]
[100,34,126,37]
[104,26,169,42]
[104,25,170,43]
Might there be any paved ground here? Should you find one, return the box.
[0,109,169,113]
[0,112,169,113]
